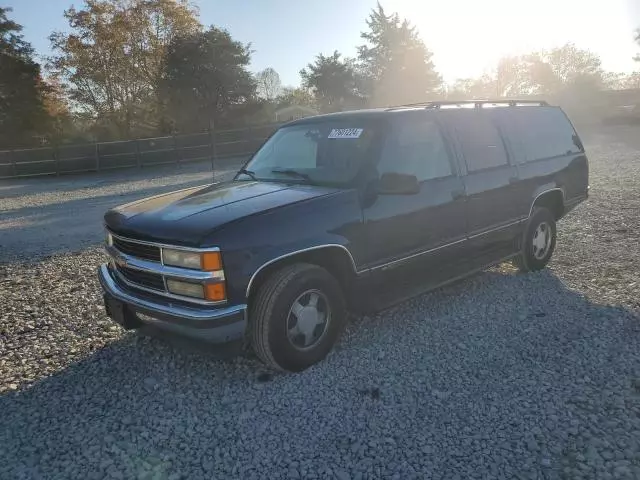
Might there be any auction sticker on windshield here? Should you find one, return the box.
[328,128,363,139]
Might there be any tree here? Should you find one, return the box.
[0,7,51,147]
[463,45,604,100]
[357,3,442,107]
[48,0,200,139]
[255,67,282,101]
[540,44,603,94]
[162,26,256,133]
[41,75,76,143]
[447,75,497,99]
[300,51,362,112]
[276,86,316,109]
[622,72,640,89]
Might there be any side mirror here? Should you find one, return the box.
[377,172,420,195]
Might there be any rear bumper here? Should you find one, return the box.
[563,193,588,216]
[98,264,247,343]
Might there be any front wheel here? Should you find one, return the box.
[513,207,557,272]
[250,263,346,372]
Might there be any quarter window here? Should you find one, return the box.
[378,119,452,181]
[508,107,582,163]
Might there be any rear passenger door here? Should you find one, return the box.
[440,110,521,256]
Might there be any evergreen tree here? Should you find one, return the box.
[357,3,442,107]
[0,7,50,147]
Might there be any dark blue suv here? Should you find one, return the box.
[100,100,589,371]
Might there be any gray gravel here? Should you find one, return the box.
[1,125,639,479]
[0,157,246,261]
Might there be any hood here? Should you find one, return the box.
[104,180,341,246]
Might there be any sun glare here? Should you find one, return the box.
[386,0,637,81]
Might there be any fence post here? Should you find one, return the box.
[135,139,141,168]
[95,142,100,172]
[245,125,253,156]
[11,150,17,177]
[53,145,60,176]
[209,120,216,183]
[174,134,181,167]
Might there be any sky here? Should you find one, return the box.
[4,0,640,86]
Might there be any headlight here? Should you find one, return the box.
[166,279,205,299]
[162,249,222,271]
[105,231,113,246]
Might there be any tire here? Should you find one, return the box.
[513,207,557,272]
[250,263,346,372]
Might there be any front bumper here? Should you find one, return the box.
[98,264,247,343]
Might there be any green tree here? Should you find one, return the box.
[300,51,363,112]
[357,3,442,107]
[162,26,256,133]
[0,7,51,147]
[276,86,316,109]
[48,0,200,139]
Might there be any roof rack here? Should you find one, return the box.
[388,99,549,110]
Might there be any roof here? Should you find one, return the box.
[285,108,401,126]
[285,100,552,127]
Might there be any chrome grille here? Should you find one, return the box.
[112,236,161,262]
[116,265,165,291]
[106,231,225,306]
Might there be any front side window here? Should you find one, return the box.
[378,119,452,181]
[239,122,380,185]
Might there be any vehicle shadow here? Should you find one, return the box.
[1,267,638,479]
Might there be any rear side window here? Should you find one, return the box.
[500,107,582,163]
[378,119,452,181]
[447,112,509,172]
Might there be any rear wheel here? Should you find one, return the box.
[250,263,346,372]
[514,207,557,272]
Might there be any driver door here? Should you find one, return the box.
[362,114,468,288]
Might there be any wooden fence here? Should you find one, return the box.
[0,123,279,179]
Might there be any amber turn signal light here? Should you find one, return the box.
[204,282,226,302]
[201,251,222,271]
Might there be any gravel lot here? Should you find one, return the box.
[0,157,246,260]
[1,125,639,479]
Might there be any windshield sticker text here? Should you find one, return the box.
[328,128,363,139]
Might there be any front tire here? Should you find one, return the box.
[514,207,557,272]
[250,263,346,372]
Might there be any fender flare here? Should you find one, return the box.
[245,244,358,298]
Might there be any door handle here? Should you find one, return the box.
[508,176,519,184]
[452,190,465,200]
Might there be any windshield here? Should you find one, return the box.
[238,121,381,185]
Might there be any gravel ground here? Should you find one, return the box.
[0,157,246,260]
[0,125,639,479]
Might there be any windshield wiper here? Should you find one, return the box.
[237,168,258,180]
[271,168,312,182]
